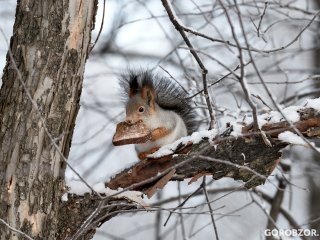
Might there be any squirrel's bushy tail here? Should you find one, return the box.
[118,69,197,135]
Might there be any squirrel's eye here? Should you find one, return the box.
[139,107,144,112]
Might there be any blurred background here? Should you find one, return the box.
[1,0,320,239]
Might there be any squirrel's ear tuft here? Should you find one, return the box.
[141,87,155,107]
[128,76,139,98]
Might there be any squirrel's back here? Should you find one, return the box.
[118,69,197,135]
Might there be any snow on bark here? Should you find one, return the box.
[278,131,307,146]
[150,97,320,158]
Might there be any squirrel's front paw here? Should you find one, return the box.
[150,129,158,141]
[151,127,169,141]
[138,151,148,160]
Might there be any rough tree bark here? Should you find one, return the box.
[0,0,98,239]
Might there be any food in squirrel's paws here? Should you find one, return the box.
[115,69,197,159]
[112,121,152,146]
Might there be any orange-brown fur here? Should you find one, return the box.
[141,86,156,111]
[128,88,135,98]
[138,151,148,160]
[151,127,170,141]
[126,104,145,123]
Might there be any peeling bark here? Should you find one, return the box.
[0,0,98,239]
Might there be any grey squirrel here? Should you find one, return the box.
[119,69,196,159]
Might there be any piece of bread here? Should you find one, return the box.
[113,121,152,146]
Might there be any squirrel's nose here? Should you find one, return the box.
[127,119,132,124]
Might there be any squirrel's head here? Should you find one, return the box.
[126,85,156,125]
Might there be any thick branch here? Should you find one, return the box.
[106,107,320,192]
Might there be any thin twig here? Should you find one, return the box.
[257,1,268,37]
[49,131,70,146]
[187,60,252,99]
[278,166,310,193]
[158,65,189,94]
[190,0,235,54]
[164,184,203,226]
[202,176,219,240]
[136,0,187,74]
[300,217,320,227]
[161,0,215,129]
[250,17,259,32]
[251,94,273,111]
[153,187,243,206]
[91,0,106,51]
[0,218,34,240]
[249,75,320,85]
[190,201,253,238]
[178,182,187,240]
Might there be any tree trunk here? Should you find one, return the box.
[0,0,98,239]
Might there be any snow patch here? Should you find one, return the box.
[301,98,320,110]
[149,128,218,158]
[278,131,306,145]
[62,193,68,201]
[257,105,300,127]
[62,179,143,202]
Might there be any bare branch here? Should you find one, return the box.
[161,0,215,129]
[251,94,273,111]
[257,1,268,37]
[202,176,219,240]
[91,0,106,51]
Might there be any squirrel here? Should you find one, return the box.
[118,69,197,160]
